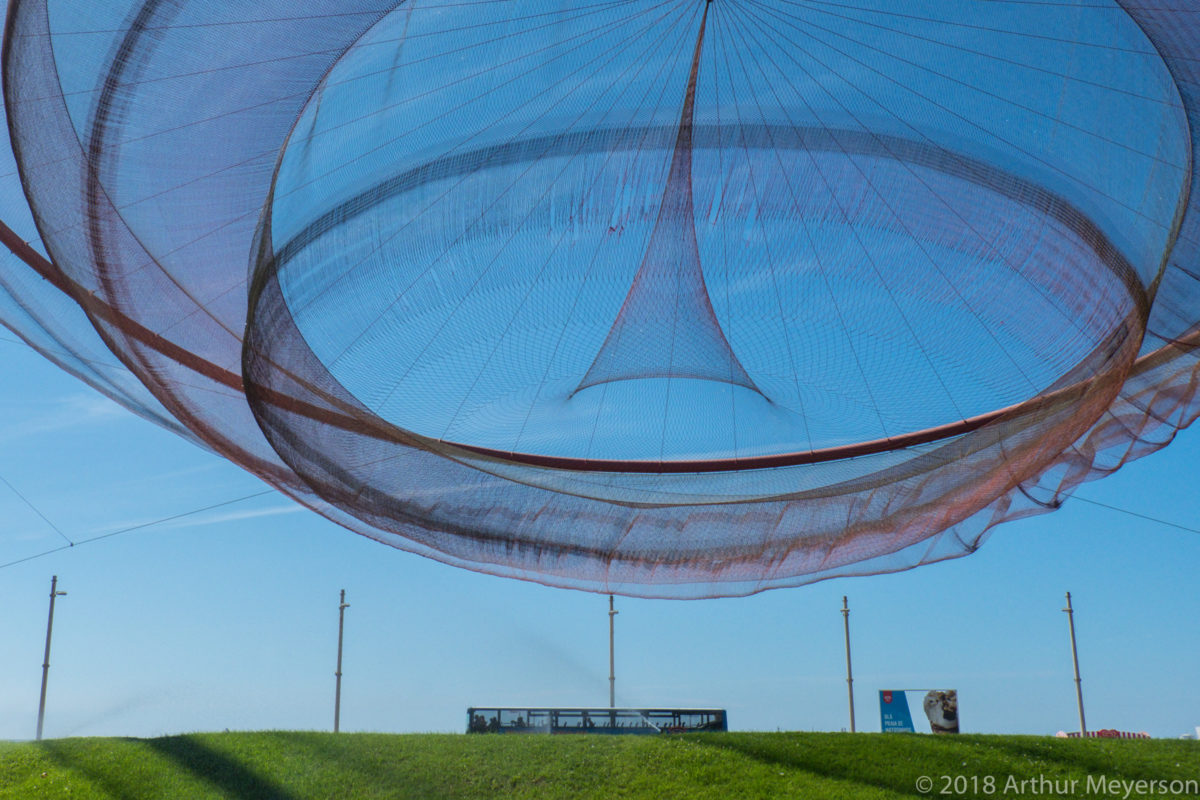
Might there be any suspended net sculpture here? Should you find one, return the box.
[2,0,1199,597]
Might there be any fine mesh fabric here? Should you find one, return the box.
[2,0,1200,597]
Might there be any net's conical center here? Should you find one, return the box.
[576,3,759,398]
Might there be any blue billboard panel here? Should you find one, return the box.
[880,690,915,733]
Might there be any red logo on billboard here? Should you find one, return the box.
[883,691,893,704]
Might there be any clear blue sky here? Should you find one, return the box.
[1,332,1197,741]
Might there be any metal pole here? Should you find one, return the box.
[334,589,349,733]
[608,595,617,708]
[1063,591,1086,736]
[36,575,67,741]
[841,596,856,733]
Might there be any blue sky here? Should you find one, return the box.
[1,330,1197,741]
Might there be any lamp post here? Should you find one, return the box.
[842,596,856,733]
[36,575,67,741]
[608,595,617,708]
[1063,591,1086,736]
[334,589,349,733]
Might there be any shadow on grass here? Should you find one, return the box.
[146,736,303,800]
[693,733,1195,800]
[257,731,454,800]
[690,734,930,798]
[975,737,1193,786]
[44,736,302,800]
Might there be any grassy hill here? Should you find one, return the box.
[1,731,1196,799]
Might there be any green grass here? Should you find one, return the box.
[0,732,1196,800]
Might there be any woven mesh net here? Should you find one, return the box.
[2,0,1200,597]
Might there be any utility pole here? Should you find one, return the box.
[1063,591,1086,736]
[334,589,349,733]
[608,595,617,708]
[36,575,67,741]
[841,596,856,733]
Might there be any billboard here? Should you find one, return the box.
[880,690,959,733]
